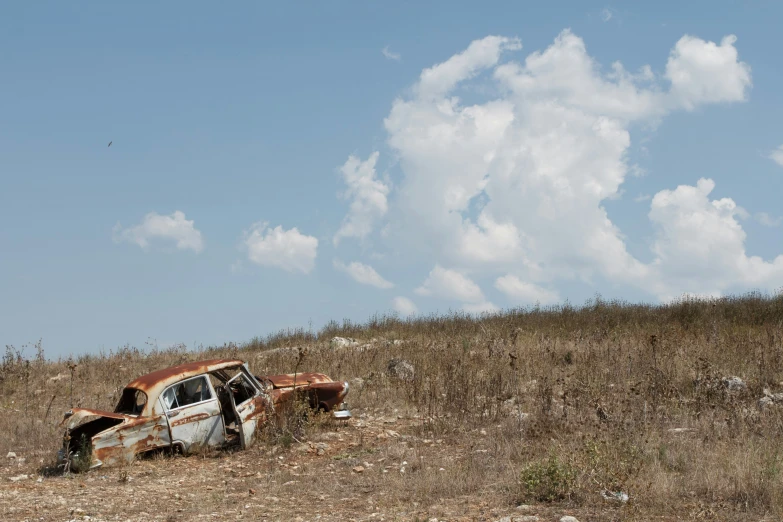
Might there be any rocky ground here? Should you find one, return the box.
[0,410,624,522]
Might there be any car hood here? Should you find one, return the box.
[60,408,139,430]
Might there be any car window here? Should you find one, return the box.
[228,373,257,406]
[162,375,213,410]
[114,388,148,415]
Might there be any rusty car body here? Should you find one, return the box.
[57,359,350,470]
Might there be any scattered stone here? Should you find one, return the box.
[9,474,29,482]
[331,337,359,348]
[601,490,629,503]
[758,389,783,410]
[668,428,694,434]
[352,465,365,473]
[249,488,256,495]
[722,376,746,391]
[386,358,415,381]
[560,517,580,522]
[6,452,16,459]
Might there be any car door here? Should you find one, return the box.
[225,366,266,449]
[160,375,226,453]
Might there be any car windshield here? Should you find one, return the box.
[114,388,148,415]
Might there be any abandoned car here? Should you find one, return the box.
[57,359,351,470]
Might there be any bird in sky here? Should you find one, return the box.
[108,141,112,147]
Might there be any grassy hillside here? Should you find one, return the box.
[3,292,783,520]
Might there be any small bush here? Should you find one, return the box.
[70,434,93,473]
[517,454,577,503]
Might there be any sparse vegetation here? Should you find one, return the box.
[3,291,783,520]
[518,454,577,503]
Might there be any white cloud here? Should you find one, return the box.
[392,296,417,315]
[601,8,613,22]
[113,211,203,253]
[770,145,783,167]
[333,259,394,289]
[634,193,651,202]
[334,152,390,244]
[757,212,783,227]
[376,30,760,304]
[382,46,401,61]
[244,223,318,274]
[415,36,521,100]
[665,35,752,110]
[647,178,783,299]
[415,265,485,303]
[495,275,559,304]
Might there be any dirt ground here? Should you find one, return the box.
[0,410,629,522]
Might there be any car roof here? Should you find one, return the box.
[126,359,245,400]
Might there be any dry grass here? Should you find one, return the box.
[3,292,783,520]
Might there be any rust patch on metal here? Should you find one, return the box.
[171,413,210,427]
[265,372,333,388]
[128,359,244,392]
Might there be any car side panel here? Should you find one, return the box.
[91,414,172,468]
[166,398,225,453]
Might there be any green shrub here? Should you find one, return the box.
[518,454,577,503]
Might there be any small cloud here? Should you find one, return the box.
[634,194,651,203]
[333,259,394,289]
[494,275,559,305]
[334,152,390,245]
[629,164,647,178]
[113,211,204,253]
[415,265,485,303]
[601,7,613,22]
[243,222,318,274]
[770,145,783,167]
[382,46,401,61]
[230,260,243,273]
[757,212,783,227]
[392,296,417,316]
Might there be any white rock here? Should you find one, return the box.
[48,373,67,383]
[331,337,358,348]
[602,490,629,502]
[6,452,16,459]
[9,474,29,482]
[722,376,746,391]
[387,358,415,381]
[560,517,580,522]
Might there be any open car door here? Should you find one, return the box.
[225,366,267,449]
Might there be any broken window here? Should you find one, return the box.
[162,375,213,410]
[227,373,257,405]
[114,388,147,415]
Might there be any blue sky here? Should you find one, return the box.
[2,1,782,358]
